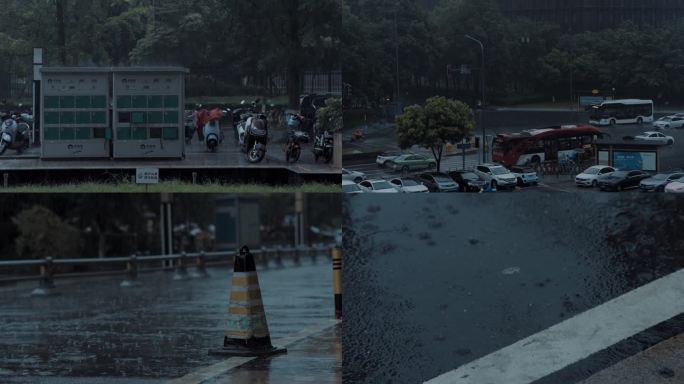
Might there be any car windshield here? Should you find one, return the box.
[373,181,393,190]
[584,167,602,175]
[342,184,361,193]
[433,176,452,183]
[491,167,509,175]
[402,179,419,187]
[611,171,629,178]
[660,117,672,122]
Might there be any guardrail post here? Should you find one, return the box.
[259,247,269,269]
[173,252,189,280]
[191,251,210,278]
[293,245,301,266]
[31,257,56,296]
[332,248,342,319]
[311,245,318,264]
[120,254,140,287]
[3,173,8,188]
[275,246,284,268]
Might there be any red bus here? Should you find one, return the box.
[492,125,603,168]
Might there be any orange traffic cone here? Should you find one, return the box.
[209,246,287,357]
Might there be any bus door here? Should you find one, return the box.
[544,139,559,161]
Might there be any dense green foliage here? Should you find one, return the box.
[343,0,684,105]
[0,0,340,107]
[396,96,474,171]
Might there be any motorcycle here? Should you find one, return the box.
[0,116,30,155]
[284,113,310,164]
[312,130,334,163]
[241,116,269,163]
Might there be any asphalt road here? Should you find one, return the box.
[0,259,335,383]
[342,194,684,383]
[343,110,684,185]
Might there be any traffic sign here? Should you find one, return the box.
[136,168,159,184]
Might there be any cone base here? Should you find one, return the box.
[208,345,287,357]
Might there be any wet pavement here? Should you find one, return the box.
[342,194,684,383]
[0,259,337,383]
[0,125,338,175]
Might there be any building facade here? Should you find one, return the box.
[498,0,684,31]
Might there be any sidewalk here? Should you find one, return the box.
[170,320,341,384]
[579,333,684,384]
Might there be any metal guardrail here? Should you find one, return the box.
[0,245,334,295]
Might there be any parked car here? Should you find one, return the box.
[388,154,437,173]
[417,172,459,193]
[639,172,684,192]
[474,164,517,190]
[342,168,366,183]
[358,179,400,193]
[389,177,429,193]
[665,180,684,193]
[653,115,684,130]
[342,179,365,194]
[447,171,487,192]
[575,165,617,187]
[509,166,539,186]
[635,131,675,145]
[376,151,404,168]
[597,170,651,191]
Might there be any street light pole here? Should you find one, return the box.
[465,35,486,163]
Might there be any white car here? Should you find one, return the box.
[342,168,366,183]
[474,164,518,190]
[358,179,400,193]
[376,151,404,167]
[342,179,364,194]
[635,131,675,145]
[665,180,684,193]
[653,115,684,130]
[389,178,429,193]
[575,165,617,187]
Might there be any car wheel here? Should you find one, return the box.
[668,139,674,145]
[491,180,497,190]
[610,119,617,126]
[591,180,597,188]
[666,125,670,129]
[637,117,643,125]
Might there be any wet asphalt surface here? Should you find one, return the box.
[342,194,684,383]
[0,259,333,383]
[344,110,684,174]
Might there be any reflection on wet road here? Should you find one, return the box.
[343,194,684,383]
[0,260,336,383]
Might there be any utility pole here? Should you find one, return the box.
[394,6,400,116]
[465,35,486,163]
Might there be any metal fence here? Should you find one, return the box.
[0,245,335,295]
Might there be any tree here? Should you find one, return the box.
[13,205,80,259]
[396,96,474,171]
[315,98,343,133]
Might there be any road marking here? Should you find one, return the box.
[167,319,340,384]
[425,268,684,384]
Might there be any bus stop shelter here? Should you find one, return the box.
[595,139,662,173]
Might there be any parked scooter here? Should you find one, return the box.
[202,108,226,152]
[240,115,269,163]
[0,115,30,155]
[312,130,334,163]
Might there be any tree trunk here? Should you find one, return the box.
[286,0,302,110]
[56,0,67,65]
